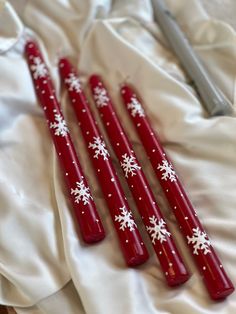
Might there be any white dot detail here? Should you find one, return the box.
[203,266,206,270]
[111,178,115,182]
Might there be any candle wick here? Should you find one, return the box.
[119,75,131,89]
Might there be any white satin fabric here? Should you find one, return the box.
[0,0,236,313]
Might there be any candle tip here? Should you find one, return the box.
[120,84,130,95]
[89,74,101,86]
[25,40,36,48]
[119,82,126,89]
[24,39,38,54]
[58,57,67,67]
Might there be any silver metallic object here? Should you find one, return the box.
[152,0,233,116]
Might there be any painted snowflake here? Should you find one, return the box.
[71,180,93,205]
[88,136,109,160]
[65,73,81,93]
[115,206,137,231]
[127,97,145,117]
[146,216,171,244]
[157,160,176,182]
[187,227,211,255]
[93,86,109,108]
[30,57,48,79]
[120,154,141,178]
[50,113,69,137]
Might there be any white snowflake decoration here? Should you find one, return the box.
[120,154,141,178]
[127,97,145,117]
[187,227,211,255]
[93,86,109,108]
[115,206,137,231]
[88,136,109,160]
[30,57,48,79]
[50,113,69,137]
[157,160,176,182]
[71,180,92,205]
[65,73,81,93]
[146,216,171,244]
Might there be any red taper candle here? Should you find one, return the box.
[120,84,234,300]
[58,58,149,267]
[24,41,105,244]
[89,75,190,285]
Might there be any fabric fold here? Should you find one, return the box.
[0,0,235,313]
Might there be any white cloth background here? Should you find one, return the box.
[0,0,236,313]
